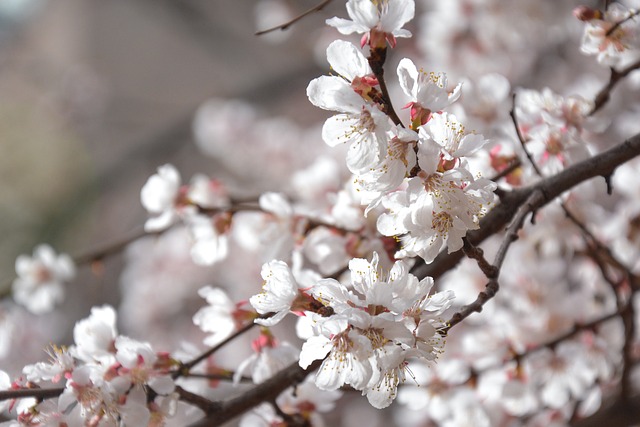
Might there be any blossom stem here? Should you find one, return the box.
[368,47,404,127]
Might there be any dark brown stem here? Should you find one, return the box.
[0,387,64,402]
[605,9,640,36]
[368,47,404,127]
[591,58,640,116]
[443,191,543,333]
[189,359,324,426]
[510,92,543,177]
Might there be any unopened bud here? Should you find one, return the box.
[573,6,603,21]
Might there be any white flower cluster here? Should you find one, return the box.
[141,164,231,265]
[308,2,496,264]
[3,306,177,426]
[576,3,640,67]
[12,244,75,315]
[515,87,595,174]
[247,253,454,408]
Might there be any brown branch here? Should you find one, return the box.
[489,158,522,183]
[175,385,222,414]
[468,309,621,378]
[180,372,253,384]
[73,227,155,265]
[590,57,640,116]
[443,191,544,332]
[368,47,404,127]
[190,359,324,426]
[255,0,334,35]
[0,387,64,402]
[411,132,640,281]
[571,392,640,427]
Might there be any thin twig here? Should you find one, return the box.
[590,57,640,116]
[443,191,544,333]
[510,92,543,177]
[175,316,267,377]
[605,9,640,36]
[0,387,64,402]
[255,0,334,35]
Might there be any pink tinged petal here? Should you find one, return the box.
[34,244,56,265]
[144,210,177,232]
[326,40,372,80]
[14,282,64,315]
[141,165,180,213]
[56,254,76,280]
[365,373,398,409]
[541,382,570,408]
[381,0,415,33]
[325,17,369,35]
[254,310,288,326]
[423,289,455,314]
[148,375,175,395]
[307,76,363,114]
[345,133,382,173]
[478,73,510,103]
[416,142,440,174]
[300,335,333,369]
[346,0,379,29]
[14,255,34,277]
[420,237,444,264]
[315,356,348,390]
[455,133,489,158]
[190,234,228,266]
[376,210,408,236]
[322,114,361,147]
[344,355,373,390]
[259,192,293,218]
[121,387,151,427]
[397,58,419,100]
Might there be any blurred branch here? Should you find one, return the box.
[572,393,640,427]
[255,0,334,35]
[590,58,640,116]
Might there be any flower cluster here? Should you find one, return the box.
[575,3,640,67]
[141,164,231,265]
[515,87,595,174]
[5,0,640,425]
[12,244,75,315]
[247,252,454,408]
[4,306,178,426]
[309,21,496,264]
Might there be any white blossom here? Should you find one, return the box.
[12,244,75,315]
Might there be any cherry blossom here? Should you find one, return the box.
[307,41,393,174]
[299,252,454,408]
[12,244,75,315]
[193,286,255,346]
[397,58,462,127]
[326,0,415,48]
[578,3,640,67]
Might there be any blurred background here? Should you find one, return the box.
[0,0,348,317]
